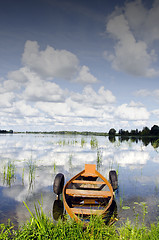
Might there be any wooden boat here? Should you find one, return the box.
[53,164,117,223]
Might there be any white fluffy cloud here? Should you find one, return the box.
[75,65,98,83]
[105,0,159,77]
[14,101,39,117]
[24,78,67,102]
[0,38,156,132]
[22,40,79,80]
[22,41,98,84]
[71,85,116,106]
[0,92,15,108]
[115,102,150,120]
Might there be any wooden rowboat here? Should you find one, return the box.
[61,164,116,223]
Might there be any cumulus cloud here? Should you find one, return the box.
[75,65,98,83]
[0,38,154,132]
[35,86,116,121]
[24,77,67,102]
[8,67,29,83]
[22,40,79,80]
[71,85,116,106]
[115,102,150,120]
[36,101,71,118]
[0,92,15,108]
[20,40,99,85]
[105,0,159,77]
[14,101,39,117]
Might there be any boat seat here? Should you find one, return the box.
[72,180,105,185]
[71,207,104,215]
[66,189,112,198]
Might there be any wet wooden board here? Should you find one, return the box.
[72,180,105,185]
[71,207,104,215]
[66,189,112,198]
[81,172,98,177]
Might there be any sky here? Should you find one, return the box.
[0,0,159,132]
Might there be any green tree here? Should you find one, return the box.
[141,127,150,136]
[150,125,159,136]
[108,128,116,135]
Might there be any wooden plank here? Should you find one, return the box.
[71,207,104,215]
[81,172,98,177]
[66,189,112,198]
[72,180,105,185]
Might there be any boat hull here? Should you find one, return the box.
[63,164,114,223]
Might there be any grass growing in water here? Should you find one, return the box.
[3,161,16,186]
[97,148,102,170]
[81,137,86,148]
[90,137,98,149]
[27,159,36,190]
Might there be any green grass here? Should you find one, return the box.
[90,137,98,149]
[81,137,86,148]
[3,161,16,186]
[1,201,159,239]
[27,159,36,190]
[96,148,102,170]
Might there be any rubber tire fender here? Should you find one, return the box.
[53,173,64,195]
[109,170,118,191]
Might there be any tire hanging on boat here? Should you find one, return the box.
[109,170,118,191]
[53,173,65,195]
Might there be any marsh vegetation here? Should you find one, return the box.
[1,200,159,239]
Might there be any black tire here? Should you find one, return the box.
[53,173,64,195]
[109,170,118,191]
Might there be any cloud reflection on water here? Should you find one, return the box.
[0,134,158,226]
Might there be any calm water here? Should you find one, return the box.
[0,133,159,227]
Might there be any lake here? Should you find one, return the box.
[0,133,159,227]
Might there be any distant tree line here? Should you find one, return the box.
[0,130,13,134]
[108,125,159,136]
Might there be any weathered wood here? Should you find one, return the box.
[71,207,104,215]
[66,189,111,198]
[72,180,105,185]
[81,172,98,177]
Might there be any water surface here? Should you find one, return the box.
[0,134,159,227]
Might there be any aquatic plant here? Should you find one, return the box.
[54,162,56,172]
[90,137,98,149]
[68,154,73,168]
[119,197,123,208]
[152,139,159,151]
[22,167,25,185]
[81,137,86,148]
[3,161,16,186]
[97,148,102,170]
[27,159,36,190]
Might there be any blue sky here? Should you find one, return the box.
[0,0,159,132]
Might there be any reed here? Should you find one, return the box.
[22,167,25,185]
[90,137,98,149]
[3,161,16,186]
[27,159,36,190]
[97,148,102,170]
[81,137,86,148]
